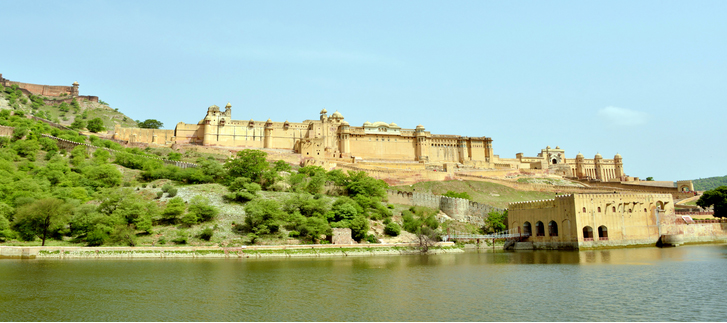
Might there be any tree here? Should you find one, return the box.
[162,197,187,224]
[413,226,439,253]
[137,119,164,129]
[384,222,401,236]
[70,119,86,130]
[348,215,369,242]
[243,199,284,235]
[0,213,13,241]
[225,149,269,183]
[272,160,291,172]
[12,198,72,246]
[86,118,106,133]
[188,195,219,222]
[646,177,654,181]
[696,186,727,218]
[483,210,507,233]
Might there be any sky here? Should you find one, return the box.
[1,0,725,181]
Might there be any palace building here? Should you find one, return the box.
[112,103,627,180]
[508,193,678,249]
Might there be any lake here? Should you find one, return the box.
[1,244,726,321]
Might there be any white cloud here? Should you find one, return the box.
[597,106,649,126]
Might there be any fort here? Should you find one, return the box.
[110,103,698,199]
[113,103,626,177]
[0,73,99,104]
[507,193,726,250]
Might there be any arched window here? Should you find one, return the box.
[582,207,587,213]
[583,226,594,241]
[598,226,608,240]
[612,206,616,212]
[598,207,601,213]
[523,222,532,236]
[548,221,558,237]
[535,221,545,237]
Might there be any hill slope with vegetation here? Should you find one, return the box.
[0,109,462,247]
[693,175,727,191]
[0,83,138,133]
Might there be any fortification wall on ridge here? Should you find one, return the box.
[387,190,504,225]
[0,125,14,137]
[3,81,74,97]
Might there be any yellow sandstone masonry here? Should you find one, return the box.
[112,104,629,180]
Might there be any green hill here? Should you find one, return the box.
[693,175,727,191]
[0,83,138,131]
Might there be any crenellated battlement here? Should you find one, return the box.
[509,198,558,210]
[387,189,504,225]
[509,192,675,211]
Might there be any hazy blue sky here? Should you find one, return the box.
[1,1,725,181]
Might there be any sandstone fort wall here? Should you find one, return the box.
[387,189,504,225]
[3,81,74,97]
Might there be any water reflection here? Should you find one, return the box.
[0,245,726,321]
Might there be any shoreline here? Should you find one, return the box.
[0,242,465,259]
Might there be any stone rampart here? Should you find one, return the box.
[576,179,692,200]
[336,163,451,185]
[0,122,205,171]
[456,173,612,193]
[3,81,74,97]
[43,134,198,169]
[387,190,504,225]
[30,115,73,131]
[42,95,99,105]
[0,125,14,137]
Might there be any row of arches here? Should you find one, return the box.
[523,221,609,241]
[582,226,608,241]
[523,221,559,237]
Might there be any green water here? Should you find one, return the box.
[1,245,726,321]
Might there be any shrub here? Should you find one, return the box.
[349,215,369,242]
[161,197,186,224]
[12,127,28,141]
[70,119,86,130]
[225,150,269,183]
[180,212,198,226]
[161,183,173,193]
[109,225,137,246]
[156,191,164,199]
[188,195,219,222]
[167,187,178,197]
[366,234,378,243]
[242,199,284,235]
[225,177,261,203]
[157,236,167,245]
[384,222,401,236]
[86,118,105,133]
[198,227,214,241]
[443,190,471,200]
[272,160,291,172]
[172,230,188,244]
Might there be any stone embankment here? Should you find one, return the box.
[0,242,462,259]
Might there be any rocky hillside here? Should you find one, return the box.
[0,84,138,131]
